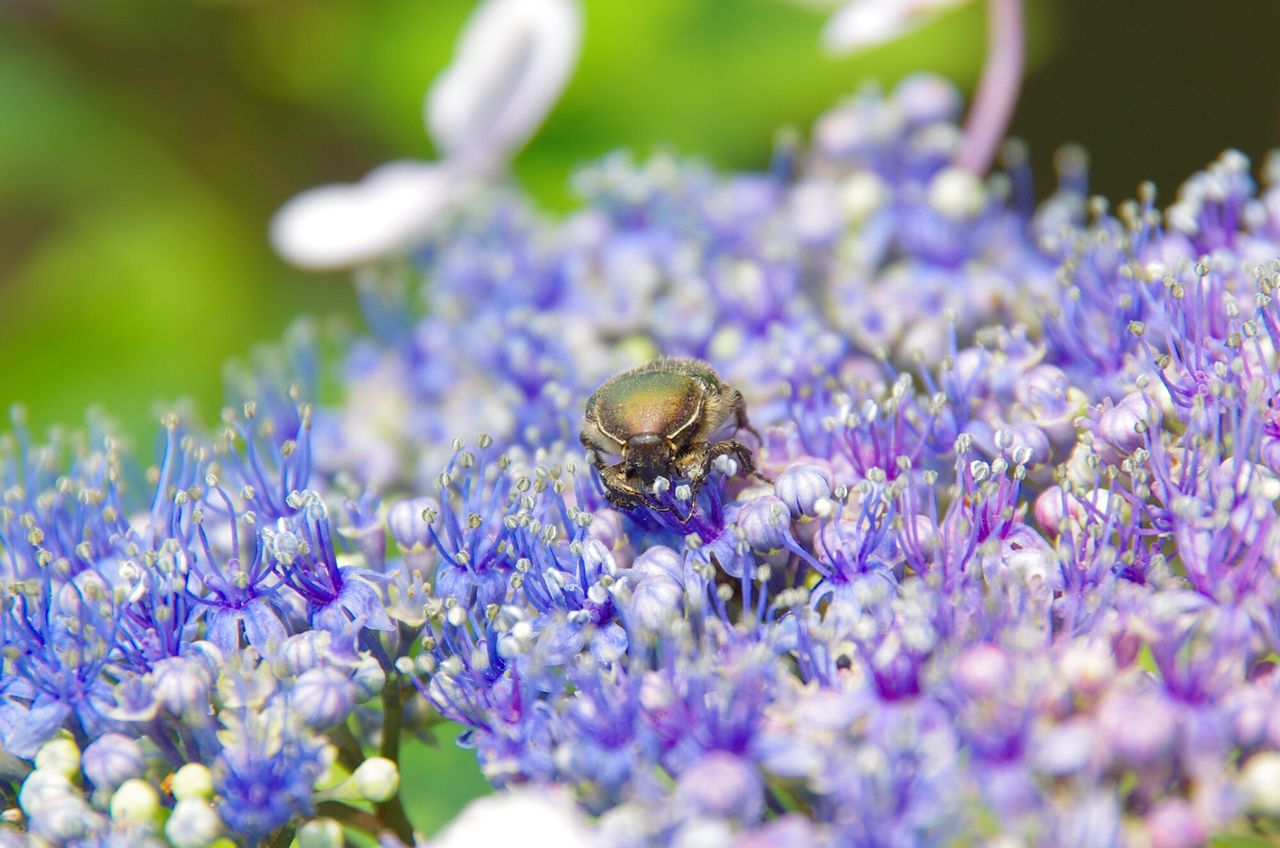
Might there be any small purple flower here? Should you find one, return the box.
[675,751,764,823]
[212,706,330,841]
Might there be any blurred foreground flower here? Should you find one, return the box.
[270,0,582,270]
[429,789,596,848]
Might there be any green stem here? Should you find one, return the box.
[327,723,366,773]
[374,795,416,845]
[315,801,385,836]
[373,673,415,844]
[268,823,296,848]
[381,674,403,759]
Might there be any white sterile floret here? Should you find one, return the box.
[428,0,582,171]
[431,787,596,848]
[271,0,582,270]
[271,162,470,271]
[821,0,972,55]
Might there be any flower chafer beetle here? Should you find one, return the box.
[580,357,767,511]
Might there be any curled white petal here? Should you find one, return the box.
[822,0,968,55]
[431,788,596,848]
[427,0,583,173]
[270,161,467,271]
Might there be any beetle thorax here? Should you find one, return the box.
[624,433,672,482]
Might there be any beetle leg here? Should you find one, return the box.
[675,443,711,489]
[599,465,647,511]
[708,439,774,485]
[582,432,635,493]
[730,389,764,445]
[583,432,647,510]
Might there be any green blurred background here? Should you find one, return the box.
[2,0,1279,831]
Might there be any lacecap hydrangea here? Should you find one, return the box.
[5,5,1280,848]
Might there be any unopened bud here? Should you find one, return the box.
[171,763,215,801]
[351,757,399,803]
[34,737,80,779]
[110,778,159,824]
[165,798,222,848]
[297,817,344,848]
[1242,752,1280,814]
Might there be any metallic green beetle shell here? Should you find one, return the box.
[586,358,721,445]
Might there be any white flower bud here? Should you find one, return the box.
[388,497,439,550]
[1242,752,1280,814]
[280,629,331,677]
[928,167,987,219]
[30,796,98,842]
[630,546,684,581]
[297,817,345,848]
[165,798,222,848]
[774,464,833,518]
[737,495,792,551]
[839,171,889,223]
[171,763,215,801]
[352,756,400,803]
[19,768,75,817]
[630,575,684,630]
[82,733,148,797]
[34,737,80,778]
[109,778,159,824]
[291,667,358,729]
[352,655,388,703]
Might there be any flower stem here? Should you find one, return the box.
[269,824,297,848]
[955,0,1025,174]
[373,674,416,844]
[380,674,404,761]
[315,801,386,836]
[327,723,366,772]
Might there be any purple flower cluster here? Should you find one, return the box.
[4,74,1280,847]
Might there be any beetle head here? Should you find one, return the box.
[623,433,672,484]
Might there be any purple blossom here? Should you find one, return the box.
[10,9,1280,842]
